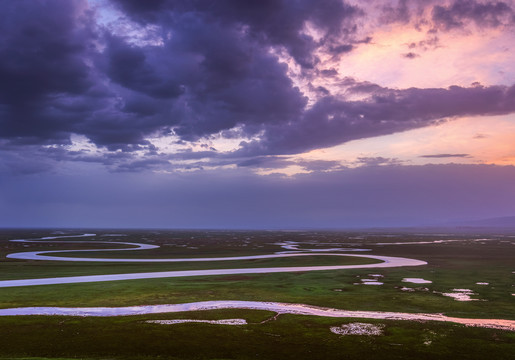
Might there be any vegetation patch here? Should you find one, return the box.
[330,322,384,336]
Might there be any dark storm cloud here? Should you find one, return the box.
[104,0,366,143]
[106,36,184,99]
[235,83,515,156]
[100,4,316,144]
[0,0,95,144]
[0,0,166,150]
[0,0,310,151]
[112,0,166,16]
[432,0,515,30]
[379,0,515,31]
[1,0,515,173]
[113,0,363,68]
[164,15,308,140]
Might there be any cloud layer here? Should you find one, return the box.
[0,0,514,173]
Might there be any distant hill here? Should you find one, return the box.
[366,216,515,235]
[450,216,515,228]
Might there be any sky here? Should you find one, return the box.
[1,0,515,229]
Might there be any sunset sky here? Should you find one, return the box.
[1,0,515,228]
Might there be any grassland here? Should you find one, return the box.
[0,229,513,359]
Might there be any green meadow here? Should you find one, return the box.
[0,230,513,359]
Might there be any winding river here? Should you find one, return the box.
[1,233,425,288]
[2,233,514,332]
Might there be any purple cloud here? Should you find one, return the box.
[402,52,420,59]
[0,0,96,144]
[355,157,402,166]
[235,83,515,156]
[420,154,471,158]
[0,0,514,174]
[432,0,515,30]
[113,0,363,68]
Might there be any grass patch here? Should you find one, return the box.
[0,255,378,281]
[0,229,514,359]
[0,313,513,360]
